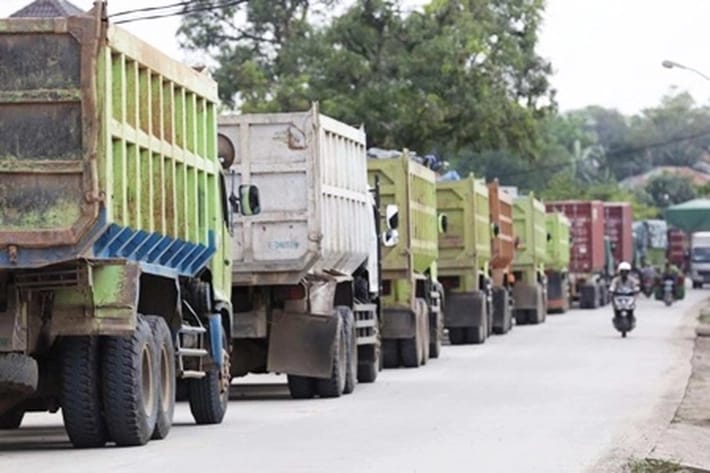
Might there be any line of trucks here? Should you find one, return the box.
[0,5,637,448]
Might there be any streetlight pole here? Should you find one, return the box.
[662,59,710,82]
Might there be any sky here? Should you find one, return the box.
[2,0,710,115]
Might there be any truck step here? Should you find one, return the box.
[355,319,376,329]
[177,347,209,358]
[356,336,378,346]
[179,325,207,335]
[180,370,206,379]
[354,303,377,313]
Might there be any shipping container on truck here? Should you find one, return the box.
[488,180,515,334]
[368,152,443,369]
[512,193,548,325]
[0,3,251,447]
[545,212,571,313]
[437,176,492,345]
[603,203,634,269]
[546,200,609,309]
[219,106,392,399]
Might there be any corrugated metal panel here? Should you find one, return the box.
[368,153,438,275]
[221,107,373,286]
[667,228,687,268]
[436,176,491,292]
[546,200,606,274]
[603,202,633,265]
[545,212,570,271]
[512,193,547,268]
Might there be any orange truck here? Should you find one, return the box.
[488,181,515,334]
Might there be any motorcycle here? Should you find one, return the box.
[641,275,654,298]
[612,287,637,338]
[662,278,675,307]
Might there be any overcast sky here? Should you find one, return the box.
[2,0,710,114]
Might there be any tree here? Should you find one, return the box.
[644,173,698,208]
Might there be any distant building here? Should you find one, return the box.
[619,166,710,189]
[10,0,85,18]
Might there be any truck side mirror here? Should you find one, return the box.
[385,204,399,230]
[382,229,399,247]
[547,232,552,242]
[492,223,500,237]
[239,185,261,216]
[439,214,448,234]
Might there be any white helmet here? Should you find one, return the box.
[618,261,631,272]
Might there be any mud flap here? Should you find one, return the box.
[267,311,339,379]
[381,309,417,339]
[444,292,486,328]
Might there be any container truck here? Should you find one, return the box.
[219,107,395,399]
[0,5,251,447]
[603,203,633,269]
[545,212,571,313]
[546,201,609,309]
[667,228,688,273]
[511,193,547,325]
[488,180,514,334]
[437,176,491,344]
[368,152,443,368]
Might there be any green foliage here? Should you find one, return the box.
[625,458,685,473]
[645,173,698,208]
[179,0,555,155]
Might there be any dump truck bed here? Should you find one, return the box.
[220,108,374,286]
[512,194,547,268]
[436,176,491,287]
[604,202,633,265]
[488,181,515,271]
[0,14,225,282]
[546,212,571,271]
[368,154,438,276]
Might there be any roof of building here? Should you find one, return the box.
[10,0,86,18]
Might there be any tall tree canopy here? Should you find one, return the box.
[179,0,555,155]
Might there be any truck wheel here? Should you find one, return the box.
[339,307,357,394]
[316,317,347,398]
[145,316,175,440]
[400,339,420,368]
[60,337,107,448]
[428,307,442,359]
[382,340,399,368]
[0,406,24,430]
[357,353,379,384]
[189,324,230,424]
[287,375,316,399]
[465,326,486,344]
[514,310,528,326]
[102,316,159,446]
[449,328,467,345]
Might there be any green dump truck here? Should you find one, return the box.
[545,212,571,313]
[437,176,492,344]
[368,152,443,368]
[0,6,255,447]
[512,193,548,325]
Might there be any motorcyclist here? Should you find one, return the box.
[610,261,640,294]
[661,261,680,281]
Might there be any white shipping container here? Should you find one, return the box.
[219,106,375,285]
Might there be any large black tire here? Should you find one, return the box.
[382,340,399,368]
[448,328,467,345]
[514,310,528,326]
[145,316,176,440]
[316,316,347,398]
[429,307,442,359]
[287,375,316,399]
[400,339,420,368]
[465,326,486,344]
[102,317,159,446]
[0,406,24,430]
[0,352,38,397]
[188,323,230,425]
[357,353,378,383]
[339,307,357,395]
[61,337,108,448]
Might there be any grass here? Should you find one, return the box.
[698,313,710,325]
[626,459,688,473]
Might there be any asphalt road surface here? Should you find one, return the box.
[1,289,705,472]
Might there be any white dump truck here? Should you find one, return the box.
[217,105,397,399]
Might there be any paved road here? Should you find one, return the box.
[0,289,705,472]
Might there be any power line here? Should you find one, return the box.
[110,1,194,18]
[111,0,248,24]
[495,128,710,179]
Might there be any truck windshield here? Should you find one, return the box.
[692,247,710,263]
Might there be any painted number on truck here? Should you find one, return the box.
[268,240,300,250]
